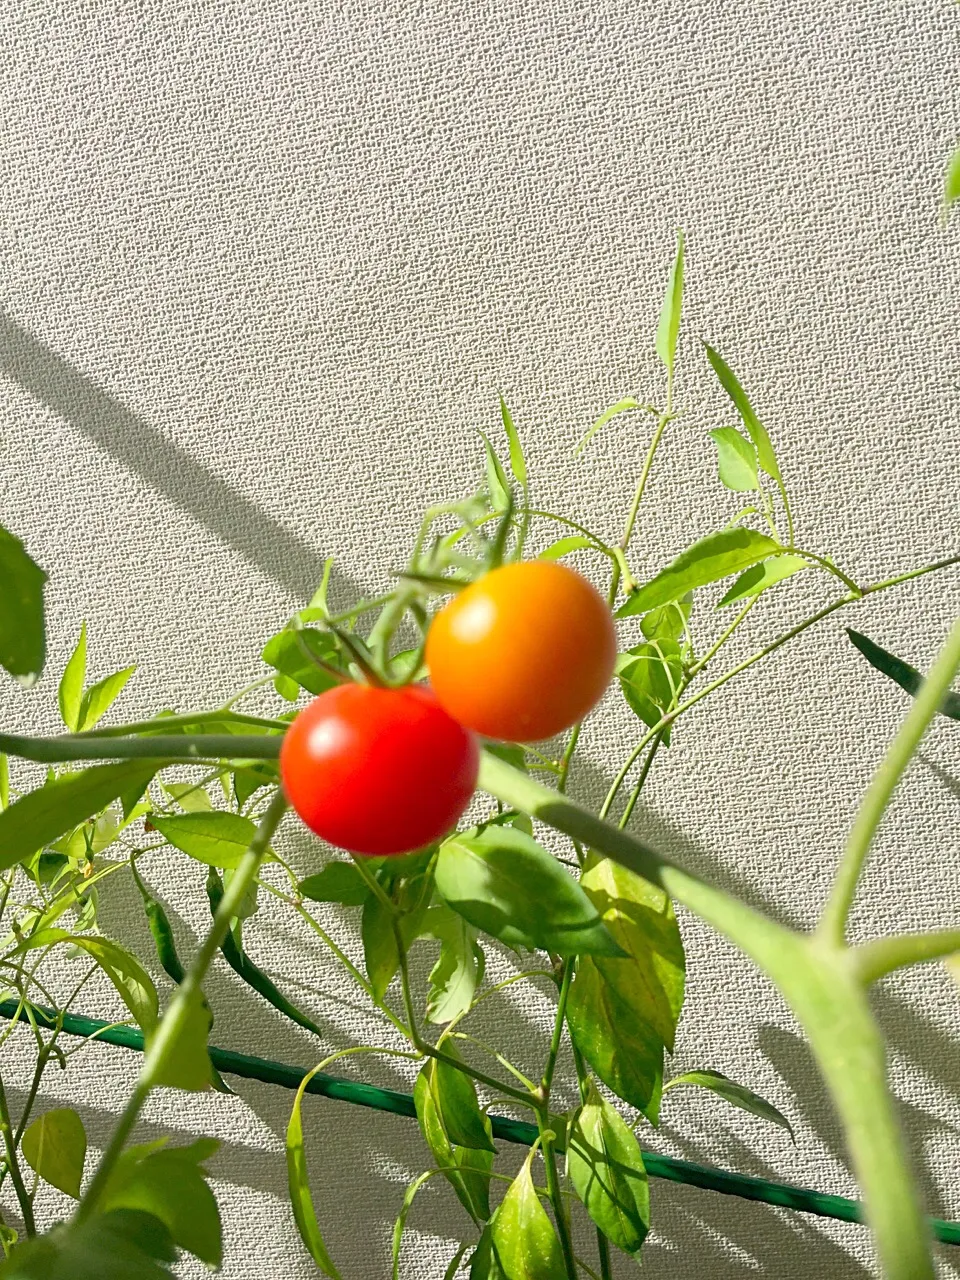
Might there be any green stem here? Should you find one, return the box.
[0,1074,34,1236]
[75,790,289,1223]
[819,618,960,945]
[789,547,862,596]
[0,732,281,764]
[82,710,285,736]
[852,929,960,985]
[618,731,665,829]
[537,1107,578,1280]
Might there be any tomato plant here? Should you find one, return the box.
[425,561,617,742]
[280,683,479,855]
[0,213,956,1280]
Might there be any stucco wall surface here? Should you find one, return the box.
[0,1,959,1276]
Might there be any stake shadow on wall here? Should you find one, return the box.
[0,311,351,605]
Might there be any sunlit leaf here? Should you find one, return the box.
[567,1080,649,1254]
[161,781,212,813]
[18,930,159,1031]
[437,826,622,957]
[704,344,781,482]
[287,1078,344,1278]
[945,145,960,217]
[490,1147,564,1280]
[147,989,214,1092]
[618,639,682,744]
[480,431,511,511]
[102,1140,222,1267]
[58,624,87,731]
[655,230,685,376]
[500,397,527,493]
[151,812,259,870]
[538,535,597,560]
[575,398,642,455]
[422,905,485,1025]
[22,1108,87,1198]
[618,528,780,617]
[709,427,759,492]
[846,629,960,721]
[664,1069,794,1138]
[78,665,136,731]
[469,1225,506,1279]
[414,1057,493,1224]
[261,628,342,697]
[0,761,157,872]
[639,595,692,645]
[0,526,46,687]
[718,555,808,607]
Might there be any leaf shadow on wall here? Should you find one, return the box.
[0,311,343,604]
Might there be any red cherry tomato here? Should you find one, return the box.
[280,683,479,856]
[425,561,617,742]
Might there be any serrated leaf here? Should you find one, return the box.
[299,861,370,906]
[618,528,781,617]
[437,826,622,957]
[717,554,808,606]
[18,930,159,1031]
[150,812,259,869]
[704,344,780,483]
[0,526,46,686]
[287,1077,344,1278]
[538,535,597,560]
[575,398,642,455]
[499,397,527,492]
[847,629,960,720]
[58,624,87,731]
[945,146,960,216]
[422,905,485,1024]
[78,665,136,731]
[490,1147,564,1280]
[102,1140,222,1267]
[261,628,342,697]
[664,1069,794,1138]
[655,230,684,375]
[0,761,158,872]
[414,1057,493,1224]
[567,1080,649,1254]
[22,1107,87,1198]
[709,427,759,492]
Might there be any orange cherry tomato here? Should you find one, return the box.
[280,683,479,855]
[425,561,617,742]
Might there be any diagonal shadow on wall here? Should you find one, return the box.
[0,311,335,602]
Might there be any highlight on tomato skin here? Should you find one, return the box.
[424,560,617,743]
[279,683,480,856]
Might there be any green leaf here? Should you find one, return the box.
[261,627,342,697]
[437,826,622,957]
[299,862,370,906]
[580,853,685,1051]
[287,1081,344,1278]
[361,892,400,1002]
[0,761,156,872]
[567,957,664,1121]
[58,625,87,731]
[160,781,212,813]
[499,397,527,493]
[639,595,692,645]
[0,1209,178,1279]
[422,905,485,1025]
[490,1147,564,1280]
[618,639,682,744]
[482,743,527,773]
[718,554,808,607]
[469,1225,506,1279]
[150,812,259,869]
[664,1069,794,1138]
[704,344,780,483]
[655,230,685,376]
[0,526,46,687]
[18,930,159,1031]
[945,145,960,216]
[480,431,511,511]
[77,665,136,731]
[847,629,960,721]
[147,989,214,1092]
[21,1108,87,1199]
[709,427,759,492]
[538,535,597,561]
[101,1140,222,1267]
[575,398,642,455]
[567,1080,649,1255]
[232,762,278,808]
[430,1046,495,1152]
[618,528,781,617]
[414,1057,493,1224]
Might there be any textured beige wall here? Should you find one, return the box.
[1,1,959,1275]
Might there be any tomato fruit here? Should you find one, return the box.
[425,561,617,742]
[280,683,479,856]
